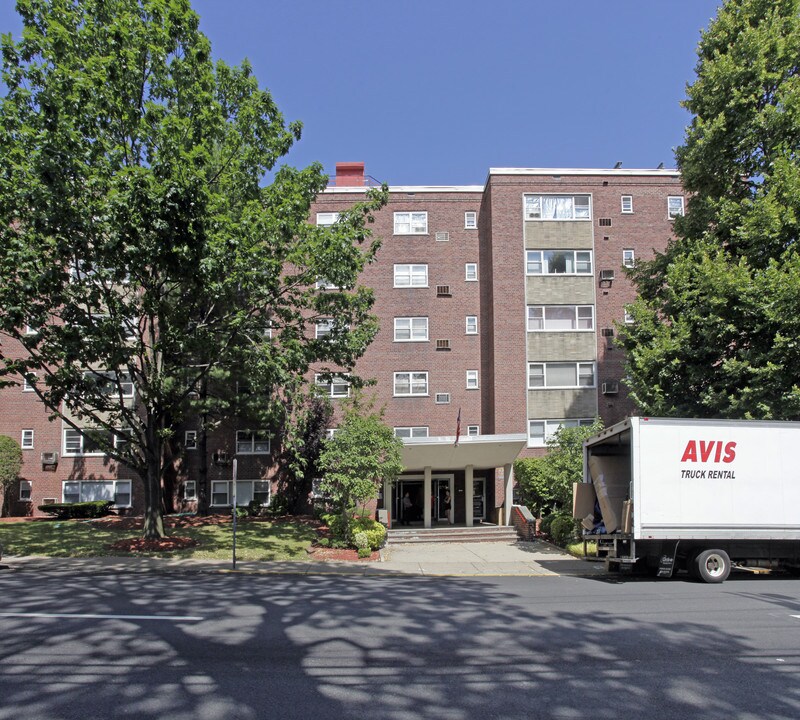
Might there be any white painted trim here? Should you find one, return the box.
[489,167,680,177]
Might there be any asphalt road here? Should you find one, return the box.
[1,570,799,720]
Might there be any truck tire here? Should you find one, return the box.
[695,549,731,583]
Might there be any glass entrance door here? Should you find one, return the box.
[472,479,486,522]
[434,478,451,523]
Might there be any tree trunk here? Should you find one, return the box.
[142,421,165,539]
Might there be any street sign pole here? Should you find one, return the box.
[231,458,238,570]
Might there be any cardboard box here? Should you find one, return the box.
[572,482,597,519]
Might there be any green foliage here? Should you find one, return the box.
[317,537,330,548]
[357,547,372,559]
[267,492,290,517]
[549,516,579,546]
[38,501,114,519]
[0,435,22,490]
[619,0,800,419]
[0,1,387,537]
[514,420,603,516]
[318,394,404,529]
[353,531,369,550]
[349,517,387,550]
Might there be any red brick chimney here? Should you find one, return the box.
[334,162,365,187]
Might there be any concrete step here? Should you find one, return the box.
[388,525,519,544]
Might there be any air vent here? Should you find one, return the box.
[599,218,612,227]
[435,231,450,242]
[601,328,614,337]
[435,393,451,404]
[601,381,619,395]
[599,269,615,281]
[41,451,58,466]
[435,339,451,351]
[42,497,57,505]
[436,285,452,297]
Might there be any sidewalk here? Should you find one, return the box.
[0,539,605,578]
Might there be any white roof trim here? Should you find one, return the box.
[488,167,680,177]
[322,185,483,194]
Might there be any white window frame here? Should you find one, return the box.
[184,430,198,450]
[210,480,271,507]
[394,317,429,342]
[621,195,633,214]
[527,362,596,389]
[235,430,271,455]
[464,211,477,229]
[211,480,230,507]
[394,427,429,439]
[525,250,593,276]
[21,429,34,449]
[19,479,32,502]
[467,425,480,437]
[325,428,339,440]
[62,479,132,507]
[393,212,428,235]
[24,323,38,335]
[83,370,134,399]
[624,310,635,324]
[316,212,340,226]
[466,370,479,389]
[22,373,36,392]
[316,278,340,290]
[524,194,591,221]
[527,305,594,332]
[184,480,197,501]
[393,264,428,288]
[622,249,635,268]
[465,263,478,281]
[63,428,112,457]
[465,316,478,335]
[315,374,350,398]
[393,371,429,397]
[668,196,685,219]
[528,418,595,448]
[315,318,334,338]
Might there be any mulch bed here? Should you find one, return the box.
[109,536,199,553]
[306,546,380,562]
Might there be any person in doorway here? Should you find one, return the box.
[402,491,413,526]
[445,490,452,524]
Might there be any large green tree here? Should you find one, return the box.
[0,435,23,517]
[0,0,386,537]
[619,0,800,419]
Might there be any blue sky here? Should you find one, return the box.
[1,0,722,185]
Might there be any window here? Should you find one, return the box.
[394,317,429,342]
[621,195,633,214]
[316,278,339,290]
[394,264,428,288]
[394,427,429,439]
[467,425,479,436]
[83,370,134,398]
[465,316,478,334]
[524,194,591,221]
[435,393,451,404]
[465,263,478,281]
[528,418,595,447]
[184,480,197,501]
[63,479,132,507]
[22,374,36,392]
[236,430,271,455]
[393,372,428,397]
[325,428,339,440]
[316,212,340,226]
[19,480,32,502]
[184,430,198,450]
[315,374,350,398]
[21,429,34,449]
[624,310,635,324]
[210,480,271,507]
[316,318,333,338]
[668,196,685,218]
[527,305,594,331]
[622,249,635,268]
[394,212,428,235]
[466,370,479,389]
[24,323,38,335]
[526,250,592,275]
[63,428,116,456]
[464,211,477,229]
[528,362,595,389]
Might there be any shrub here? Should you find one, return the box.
[550,515,578,546]
[357,547,371,558]
[318,537,330,548]
[268,492,290,517]
[349,517,386,550]
[38,501,113,519]
[353,531,369,550]
[540,513,556,536]
[321,512,347,541]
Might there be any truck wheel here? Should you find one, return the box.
[695,549,731,583]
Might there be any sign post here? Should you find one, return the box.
[231,458,238,570]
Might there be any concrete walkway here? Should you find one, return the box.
[0,540,605,578]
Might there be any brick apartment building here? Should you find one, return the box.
[0,162,684,526]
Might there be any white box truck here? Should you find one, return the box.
[573,417,800,583]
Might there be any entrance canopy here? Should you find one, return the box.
[400,433,528,472]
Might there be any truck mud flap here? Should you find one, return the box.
[657,541,680,578]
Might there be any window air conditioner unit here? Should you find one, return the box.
[601,381,619,395]
[436,285,452,297]
[601,328,614,337]
[435,339,451,351]
[435,393,451,404]
[600,269,615,281]
[42,497,57,505]
[41,451,58,466]
[435,231,449,242]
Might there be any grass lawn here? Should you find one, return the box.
[566,540,597,558]
[0,517,318,561]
